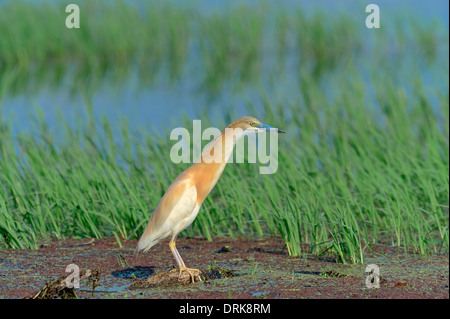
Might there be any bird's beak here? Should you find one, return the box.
[257,123,285,134]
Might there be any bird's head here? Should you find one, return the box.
[227,116,285,134]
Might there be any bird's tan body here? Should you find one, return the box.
[136,121,244,253]
[135,116,281,282]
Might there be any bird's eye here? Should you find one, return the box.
[250,122,256,127]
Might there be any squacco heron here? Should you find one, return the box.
[136,116,284,282]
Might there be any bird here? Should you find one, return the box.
[135,116,284,282]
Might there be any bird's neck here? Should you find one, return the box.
[200,128,244,165]
[187,128,244,206]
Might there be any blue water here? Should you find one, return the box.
[0,0,448,137]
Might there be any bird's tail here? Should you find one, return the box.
[134,234,157,257]
[133,246,141,258]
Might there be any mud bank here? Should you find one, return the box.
[0,238,448,299]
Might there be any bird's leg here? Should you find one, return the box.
[169,239,186,268]
[169,239,202,283]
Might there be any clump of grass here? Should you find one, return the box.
[198,5,265,93]
[292,10,362,79]
[0,0,192,96]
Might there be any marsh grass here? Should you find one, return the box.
[1,74,447,262]
[0,1,192,96]
[2,1,445,97]
[0,1,448,263]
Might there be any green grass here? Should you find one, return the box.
[0,78,447,262]
[0,1,448,264]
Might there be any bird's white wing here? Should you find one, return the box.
[136,177,197,253]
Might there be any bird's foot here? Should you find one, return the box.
[178,266,202,283]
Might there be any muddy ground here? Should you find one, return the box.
[0,237,448,299]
